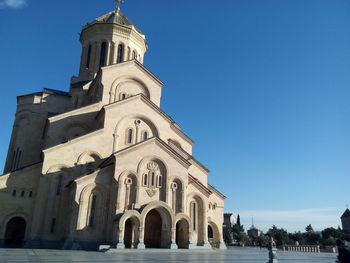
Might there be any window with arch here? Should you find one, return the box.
[157,175,162,188]
[99,42,107,67]
[126,128,133,144]
[119,93,127,100]
[132,50,137,60]
[142,131,148,141]
[86,44,92,69]
[88,194,97,227]
[117,44,124,63]
[191,201,197,231]
[151,172,156,186]
[143,174,148,186]
[12,189,16,196]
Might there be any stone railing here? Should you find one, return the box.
[283,245,320,253]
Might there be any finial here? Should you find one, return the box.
[115,0,124,9]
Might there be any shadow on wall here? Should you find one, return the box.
[0,156,117,251]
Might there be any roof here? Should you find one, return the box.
[83,7,144,36]
[341,209,350,218]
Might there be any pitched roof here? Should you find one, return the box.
[341,209,350,218]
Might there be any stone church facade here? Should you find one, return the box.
[0,6,226,250]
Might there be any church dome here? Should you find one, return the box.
[83,7,144,37]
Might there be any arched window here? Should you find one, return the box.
[12,189,16,196]
[56,174,63,196]
[88,195,97,227]
[157,175,162,188]
[117,44,124,64]
[99,42,107,67]
[127,129,133,144]
[86,44,92,69]
[143,174,148,186]
[142,131,148,141]
[132,50,137,60]
[191,202,197,231]
[151,172,155,186]
[119,93,127,100]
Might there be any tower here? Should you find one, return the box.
[341,208,350,233]
[74,4,147,83]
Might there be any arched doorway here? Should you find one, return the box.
[176,219,189,249]
[4,217,26,248]
[144,210,162,248]
[208,225,214,244]
[124,219,133,248]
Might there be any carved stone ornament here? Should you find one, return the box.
[147,161,158,171]
[146,189,157,197]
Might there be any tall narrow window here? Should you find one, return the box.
[142,131,148,141]
[127,129,133,144]
[132,50,137,60]
[99,42,107,68]
[12,189,16,196]
[192,202,197,230]
[86,44,92,69]
[151,172,155,186]
[143,174,148,186]
[88,195,97,227]
[56,175,63,196]
[117,44,124,64]
[157,175,162,187]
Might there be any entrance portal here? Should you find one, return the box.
[124,219,133,248]
[176,219,189,249]
[144,209,162,248]
[4,217,26,248]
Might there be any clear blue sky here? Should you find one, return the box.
[0,0,349,232]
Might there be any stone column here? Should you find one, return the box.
[170,227,177,249]
[123,45,128,62]
[116,227,125,249]
[138,227,145,249]
[105,41,111,66]
[109,42,115,65]
[172,188,176,211]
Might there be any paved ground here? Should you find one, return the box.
[0,247,337,263]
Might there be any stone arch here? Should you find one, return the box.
[4,217,26,248]
[1,212,29,241]
[137,157,168,202]
[77,183,108,232]
[118,211,142,248]
[62,121,91,141]
[187,193,206,245]
[140,201,175,248]
[169,176,185,213]
[116,170,138,211]
[110,77,150,103]
[208,220,221,245]
[77,151,102,165]
[113,114,159,151]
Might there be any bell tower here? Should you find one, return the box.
[75,1,148,82]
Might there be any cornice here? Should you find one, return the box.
[208,184,226,200]
[48,102,102,123]
[188,174,212,198]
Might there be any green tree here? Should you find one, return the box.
[237,214,241,227]
[322,227,343,240]
[305,224,314,232]
[267,225,291,246]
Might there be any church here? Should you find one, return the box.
[0,3,226,251]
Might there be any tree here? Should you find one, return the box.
[267,225,291,246]
[322,227,343,240]
[305,224,314,232]
[237,214,241,227]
